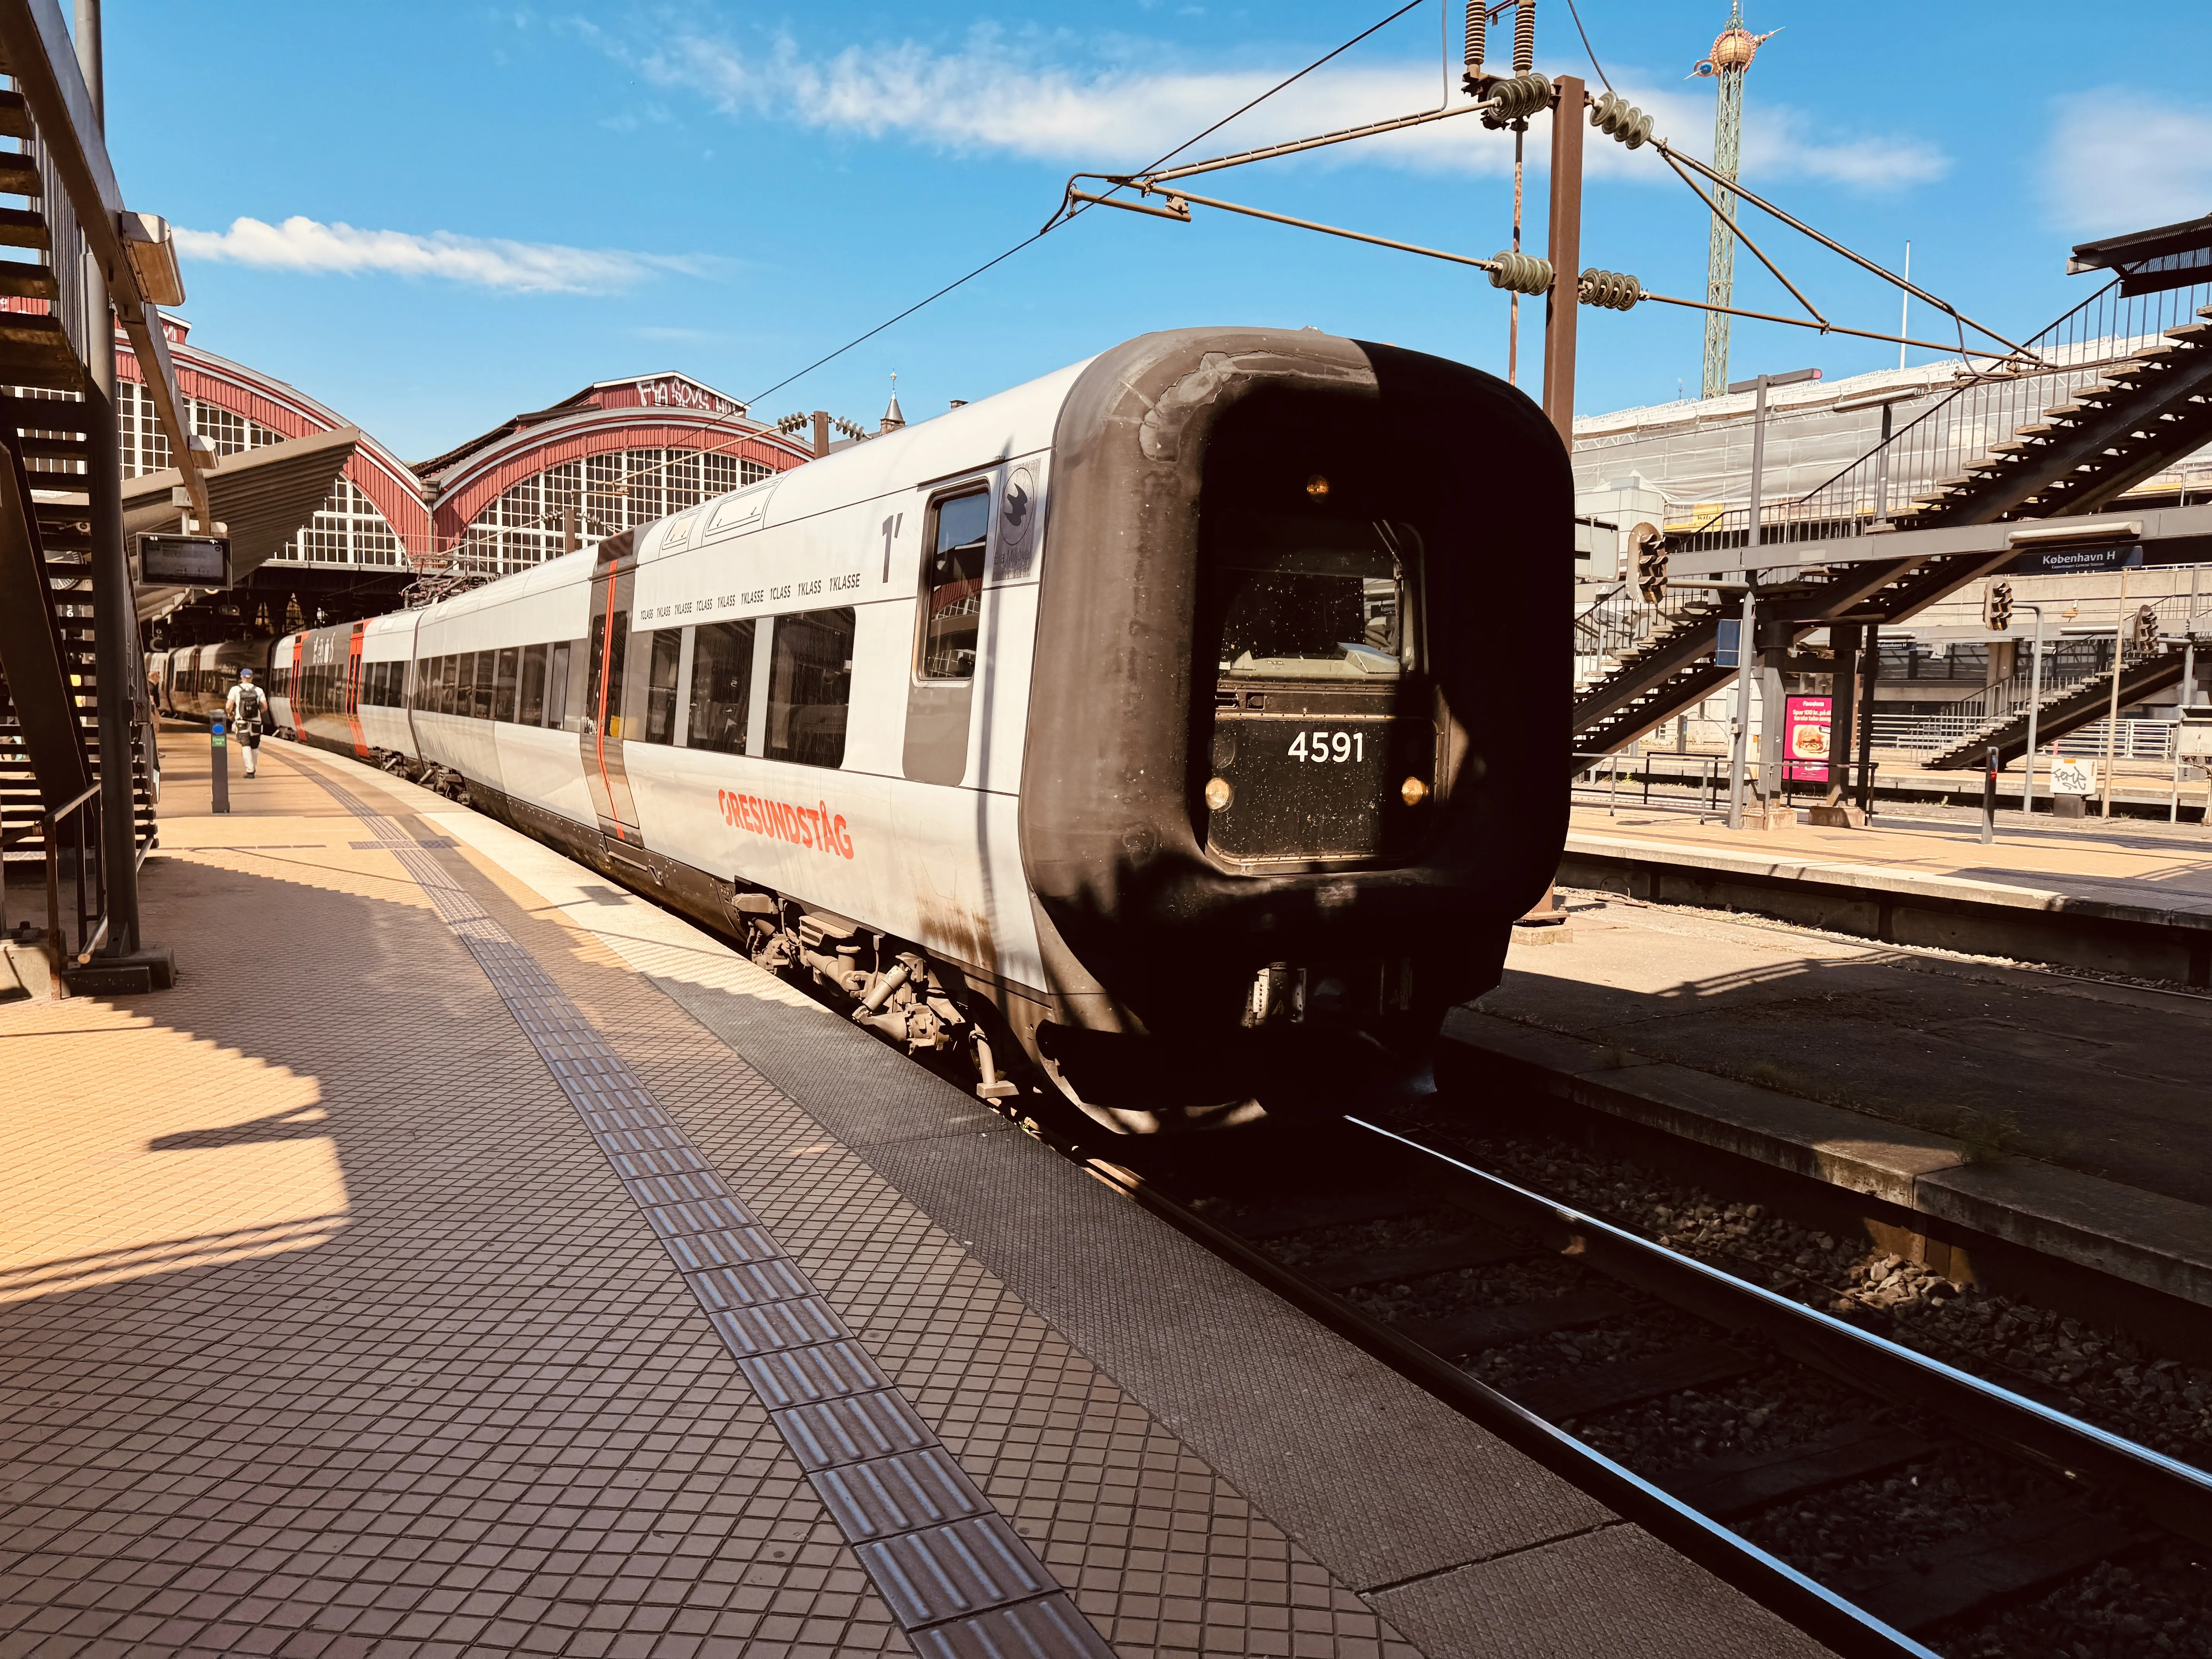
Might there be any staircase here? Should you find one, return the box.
[0,88,155,905]
[1921,642,2188,770]
[1570,273,2212,767]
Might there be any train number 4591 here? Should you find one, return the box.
[1287,730,1365,763]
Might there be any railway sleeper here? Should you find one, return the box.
[1654,1418,1939,1518]
[1836,1498,2158,1635]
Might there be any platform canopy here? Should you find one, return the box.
[2068,213,2212,295]
[123,424,360,620]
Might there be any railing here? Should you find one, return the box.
[37,779,104,976]
[1570,750,1882,821]
[1572,582,1722,674]
[1677,272,2212,558]
[1874,713,2182,763]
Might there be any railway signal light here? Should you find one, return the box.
[1632,523,1668,603]
[1984,580,2013,632]
[2133,603,2161,652]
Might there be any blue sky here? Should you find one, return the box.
[102,2,2212,459]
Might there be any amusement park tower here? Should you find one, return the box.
[1693,3,1778,397]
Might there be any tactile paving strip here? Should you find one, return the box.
[297,763,1118,1658]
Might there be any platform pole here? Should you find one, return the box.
[1828,621,1859,808]
[210,718,229,815]
[1858,624,1881,815]
[1726,586,1755,830]
[2020,604,2044,815]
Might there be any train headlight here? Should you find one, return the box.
[1304,474,1329,500]
[1205,776,1233,811]
[1401,776,1429,806]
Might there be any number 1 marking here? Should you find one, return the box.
[881,512,904,582]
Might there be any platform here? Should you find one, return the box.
[1460,883,2212,1318]
[0,726,1827,1659]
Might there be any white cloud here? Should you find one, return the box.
[171,216,713,294]
[610,26,1942,192]
[2043,94,2212,236]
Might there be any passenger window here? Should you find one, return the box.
[686,619,755,755]
[643,629,681,744]
[548,639,572,729]
[919,489,989,680]
[457,651,479,719]
[519,643,547,726]
[494,646,520,723]
[767,607,854,769]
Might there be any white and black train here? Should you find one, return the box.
[268,328,1571,1130]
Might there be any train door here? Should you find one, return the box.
[345,623,368,756]
[579,536,644,844]
[288,635,305,736]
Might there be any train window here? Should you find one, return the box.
[453,651,475,718]
[766,607,854,769]
[548,640,573,730]
[467,651,491,720]
[642,629,681,744]
[441,654,459,715]
[918,488,989,680]
[493,647,520,723]
[686,619,754,755]
[519,643,547,727]
[1213,541,1406,682]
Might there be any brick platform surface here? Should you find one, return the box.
[0,731,1419,1659]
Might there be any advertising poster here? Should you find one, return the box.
[1783,694,1832,783]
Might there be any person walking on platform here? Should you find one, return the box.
[225,668,267,780]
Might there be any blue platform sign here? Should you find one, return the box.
[1715,617,1743,669]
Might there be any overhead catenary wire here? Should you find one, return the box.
[741,2,1433,411]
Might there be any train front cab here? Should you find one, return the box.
[1018,328,1571,1127]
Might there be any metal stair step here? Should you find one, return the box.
[0,205,49,249]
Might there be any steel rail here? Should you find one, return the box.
[1350,1115,2212,1551]
[1081,1153,1940,1659]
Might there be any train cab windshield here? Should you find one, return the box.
[1200,515,1432,871]
[1215,544,1406,682]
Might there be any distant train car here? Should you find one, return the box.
[158,638,273,721]
[273,328,1571,1129]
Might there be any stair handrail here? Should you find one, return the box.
[1676,272,2212,558]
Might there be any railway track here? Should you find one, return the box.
[1069,1103,2212,1659]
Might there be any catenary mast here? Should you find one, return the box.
[1693,4,1777,397]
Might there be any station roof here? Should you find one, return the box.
[412,371,752,484]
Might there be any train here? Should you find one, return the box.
[252,327,1571,1130]
[151,637,274,722]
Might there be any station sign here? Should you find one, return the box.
[139,533,233,587]
[1716,617,1743,668]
